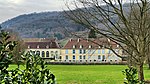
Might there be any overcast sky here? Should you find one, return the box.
[0,0,75,23]
[0,0,132,23]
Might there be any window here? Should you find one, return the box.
[79,55,82,59]
[83,50,86,54]
[46,51,49,57]
[66,55,68,60]
[46,45,49,48]
[73,55,75,60]
[65,50,68,54]
[28,45,30,49]
[51,54,54,57]
[55,51,58,54]
[80,45,83,48]
[102,55,105,61]
[72,49,75,54]
[42,51,45,57]
[98,50,100,54]
[79,49,82,54]
[59,56,62,59]
[88,55,91,59]
[73,45,76,48]
[102,49,105,54]
[88,50,91,54]
[98,46,101,48]
[51,51,54,53]
[36,51,40,56]
[83,55,86,59]
[108,50,111,54]
[89,45,92,48]
[37,45,39,48]
[117,45,119,47]
[55,51,58,57]
[98,55,101,59]
[91,50,95,54]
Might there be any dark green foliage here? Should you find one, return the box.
[17,52,55,84]
[88,29,97,38]
[0,31,55,84]
[122,67,139,84]
[1,12,86,39]
[0,30,17,83]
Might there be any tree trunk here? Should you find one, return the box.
[148,57,150,69]
[148,63,150,70]
[137,63,144,82]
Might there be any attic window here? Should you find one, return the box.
[117,45,119,47]
[89,45,92,48]
[80,45,83,48]
[73,45,76,48]
[28,45,30,49]
[46,45,49,48]
[37,45,39,48]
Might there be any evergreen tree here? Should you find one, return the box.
[88,29,97,38]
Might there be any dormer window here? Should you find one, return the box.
[37,45,39,48]
[73,45,76,48]
[117,45,119,47]
[89,45,92,48]
[28,45,30,49]
[46,45,49,48]
[98,46,101,48]
[80,45,83,48]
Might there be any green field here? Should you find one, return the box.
[9,65,150,84]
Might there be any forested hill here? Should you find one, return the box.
[1,4,130,40]
[1,11,85,39]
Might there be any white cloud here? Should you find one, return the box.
[0,0,73,23]
[9,0,24,4]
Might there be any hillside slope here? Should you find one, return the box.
[1,11,85,39]
[1,4,130,40]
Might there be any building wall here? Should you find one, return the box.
[60,48,122,63]
[26,48,122,63]
[26,49,60,62]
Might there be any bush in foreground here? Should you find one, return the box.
[0,31,55,84]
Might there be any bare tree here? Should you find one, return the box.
[66,0,150,82]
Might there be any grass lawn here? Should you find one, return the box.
[9,65,150,84]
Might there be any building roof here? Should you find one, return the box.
[23,38,56,42]
[63,38,118,49]
[24,38,60,49]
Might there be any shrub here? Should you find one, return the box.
[122,67,139,84]
[0,31,17,83]
[0,31,55,84]
[18,51,55,84]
